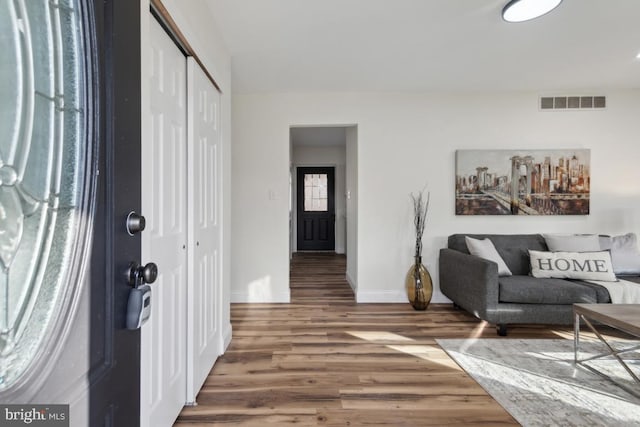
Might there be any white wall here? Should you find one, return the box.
[345,126,358,290]
[292,145,347,253]
[142,0,233,345]
[231,90,640,303]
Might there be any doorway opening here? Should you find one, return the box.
[289,125,358,303]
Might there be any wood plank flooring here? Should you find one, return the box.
[175,252,577,426]
[289,252,354,304]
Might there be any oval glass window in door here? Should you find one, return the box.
[0,0,95,391]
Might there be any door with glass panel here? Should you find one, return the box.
[296,167,336,251]
[0,1,142,425]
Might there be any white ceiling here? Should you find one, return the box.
[206,0,640,94]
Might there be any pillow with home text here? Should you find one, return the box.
[529,250,617,282]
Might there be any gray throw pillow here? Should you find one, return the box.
[465,236,512,276]
[543,234,601,252]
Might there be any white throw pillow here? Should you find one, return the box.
[465,236,512,277]
[529,250,617,281]
[543,234,601,252]
[610,233,640,275]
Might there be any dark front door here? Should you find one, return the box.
[0,1,142,425]
[297,167,335,251]
[89,0,142,425]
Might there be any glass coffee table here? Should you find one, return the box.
[574,303,640,397]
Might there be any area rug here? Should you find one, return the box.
[436,338,640,427]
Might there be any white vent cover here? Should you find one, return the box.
[540,96,606,110]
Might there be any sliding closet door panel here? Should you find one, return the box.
[141,16,188,427]
[186,57,222,401]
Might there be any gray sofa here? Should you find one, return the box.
[439,234,640,335]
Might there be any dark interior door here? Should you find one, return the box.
[297,167,335,251]
[90,0,142,425]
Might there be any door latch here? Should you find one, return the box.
[125,261,157,330]
[127,261,158,286]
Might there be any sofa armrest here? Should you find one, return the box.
[439,248,499,321]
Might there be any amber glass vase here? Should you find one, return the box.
[405,256,433,310]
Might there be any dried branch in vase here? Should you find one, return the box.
[410,188,430,259]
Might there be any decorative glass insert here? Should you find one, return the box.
[0,0,93,391]
[304,173,328,211]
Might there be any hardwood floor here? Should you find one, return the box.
[289,252,354,304]
[175,252,577,426]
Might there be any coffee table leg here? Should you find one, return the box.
[574,312,580,363]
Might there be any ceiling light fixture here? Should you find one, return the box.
[502,0,563,23]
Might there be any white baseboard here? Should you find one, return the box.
[356,290,408,303]
[356,289,451,304]
[431,292,451,304]
[231,291,291,303]
[346,272,357,292]
[221,323,233,353]
[357,290,453,304]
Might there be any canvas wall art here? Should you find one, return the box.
[455,149,590,215]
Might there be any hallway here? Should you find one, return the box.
[289,252,354,304]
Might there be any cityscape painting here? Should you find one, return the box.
[455,149,590,215]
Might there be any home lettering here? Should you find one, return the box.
[537,258,609,272]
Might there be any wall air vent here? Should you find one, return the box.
[540,95,606,111]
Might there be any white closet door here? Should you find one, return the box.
[186,57,223,401]
[141,17,188,427]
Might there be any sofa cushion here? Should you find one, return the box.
[448,234,548,275]
[543,234,601,252]
[571,280,612,302]
[498,275,601,304]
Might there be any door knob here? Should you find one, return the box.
[126,211,146,235]
[128,261,158,286]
